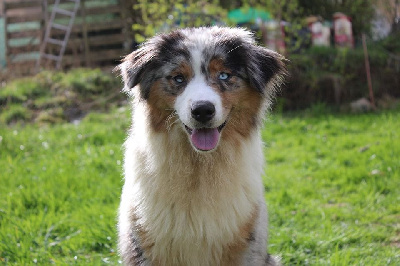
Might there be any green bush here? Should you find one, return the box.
[284,38,399,110]
[0,69,123,124]
[58,68,119,97]
[378,33,400,53]
[0,104,31,124]
[0,78,49,106]
[35,107,65,124]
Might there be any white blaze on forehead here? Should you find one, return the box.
[190,48,203,77]
[174,48,225,128]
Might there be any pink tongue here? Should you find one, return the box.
[191,128,220,151]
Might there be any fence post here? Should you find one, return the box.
[81,0,91,67]
[0,0,6,69]
[362,33,376,109]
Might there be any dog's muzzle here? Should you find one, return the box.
[184,101,226,152]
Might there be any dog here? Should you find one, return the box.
[117,27,285,266]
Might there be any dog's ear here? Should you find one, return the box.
[116,44,158,99]
[116,31,186,99]
[245,46,286,97]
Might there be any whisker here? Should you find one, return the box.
[227,45,243,54]
[165,111,179,132]
[161,60,179,66]
[166,117,180,132]
[165,111,177,123]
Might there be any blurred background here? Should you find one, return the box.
[0,1,399,265]
[0,0,399,115]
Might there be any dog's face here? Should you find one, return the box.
[118,27,285,152]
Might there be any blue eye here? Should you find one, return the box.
[218,72,230,80]
[174,75,184,83]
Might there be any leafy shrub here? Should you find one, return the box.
[0,104,31,124]
[378,33,400,53]
[0,78,49,106]
[0,69,123,124]
[35,108,65,124]
[283,39,399,110]
[58,68,119,97]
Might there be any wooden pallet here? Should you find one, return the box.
[3,0,129,75]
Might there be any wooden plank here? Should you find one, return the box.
[63,48,125,64]
[7,60,37,68]
[7,29,41,39]
[8,50,39,62]
[82,5,120,16]
[43,53,60,61]
[88,49,126,62]
[45,0,119,5]
[8,44,40,54]
[6,13,42,23]
[7,61,38,75]
[53,7,75,17]
[8,49,127,69]
[4,0,41,4]
[42,12,125,45]
[6,7,41,17]
[62,34,125,50]
[4,0,42,10]
[87,20,123,31]
[42,4,120,17]
[57,37,81,47]
[88,33,125,46]
[0,1,4,16]
[53,32,125,46]
[70,20,123,33]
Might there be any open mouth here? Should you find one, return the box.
[184,121,227,151]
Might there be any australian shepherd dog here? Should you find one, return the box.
[117,27,285,266]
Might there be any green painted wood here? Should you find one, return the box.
[0,17,6,67]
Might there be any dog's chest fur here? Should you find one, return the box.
[119,107,265,265]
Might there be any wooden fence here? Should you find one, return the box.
[1,0,130,75]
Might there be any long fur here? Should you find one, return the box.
[117,27,286,266]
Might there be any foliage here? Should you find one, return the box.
[298,0,375,36]
[263,0,302,22]
[127,0,306,42]
[131,0,228,42]
[57,68,120,97]
[0,69,123,125]
[284,41,400,109]
[378,32,400,53]
[0,107,399,264]
[0,78,49,106]
[0,104,31,124]
[127,0,377,44]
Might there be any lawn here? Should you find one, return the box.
[1,107,399,265]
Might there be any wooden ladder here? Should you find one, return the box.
[38,0,80,69]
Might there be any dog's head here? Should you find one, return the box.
[117,27,285,152]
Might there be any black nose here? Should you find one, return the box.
[191,101,215,123]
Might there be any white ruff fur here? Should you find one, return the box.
[119,101,267,266]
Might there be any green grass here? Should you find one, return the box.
[0,108,130,265]
[263,110,400,265]
[1,107,399,265]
